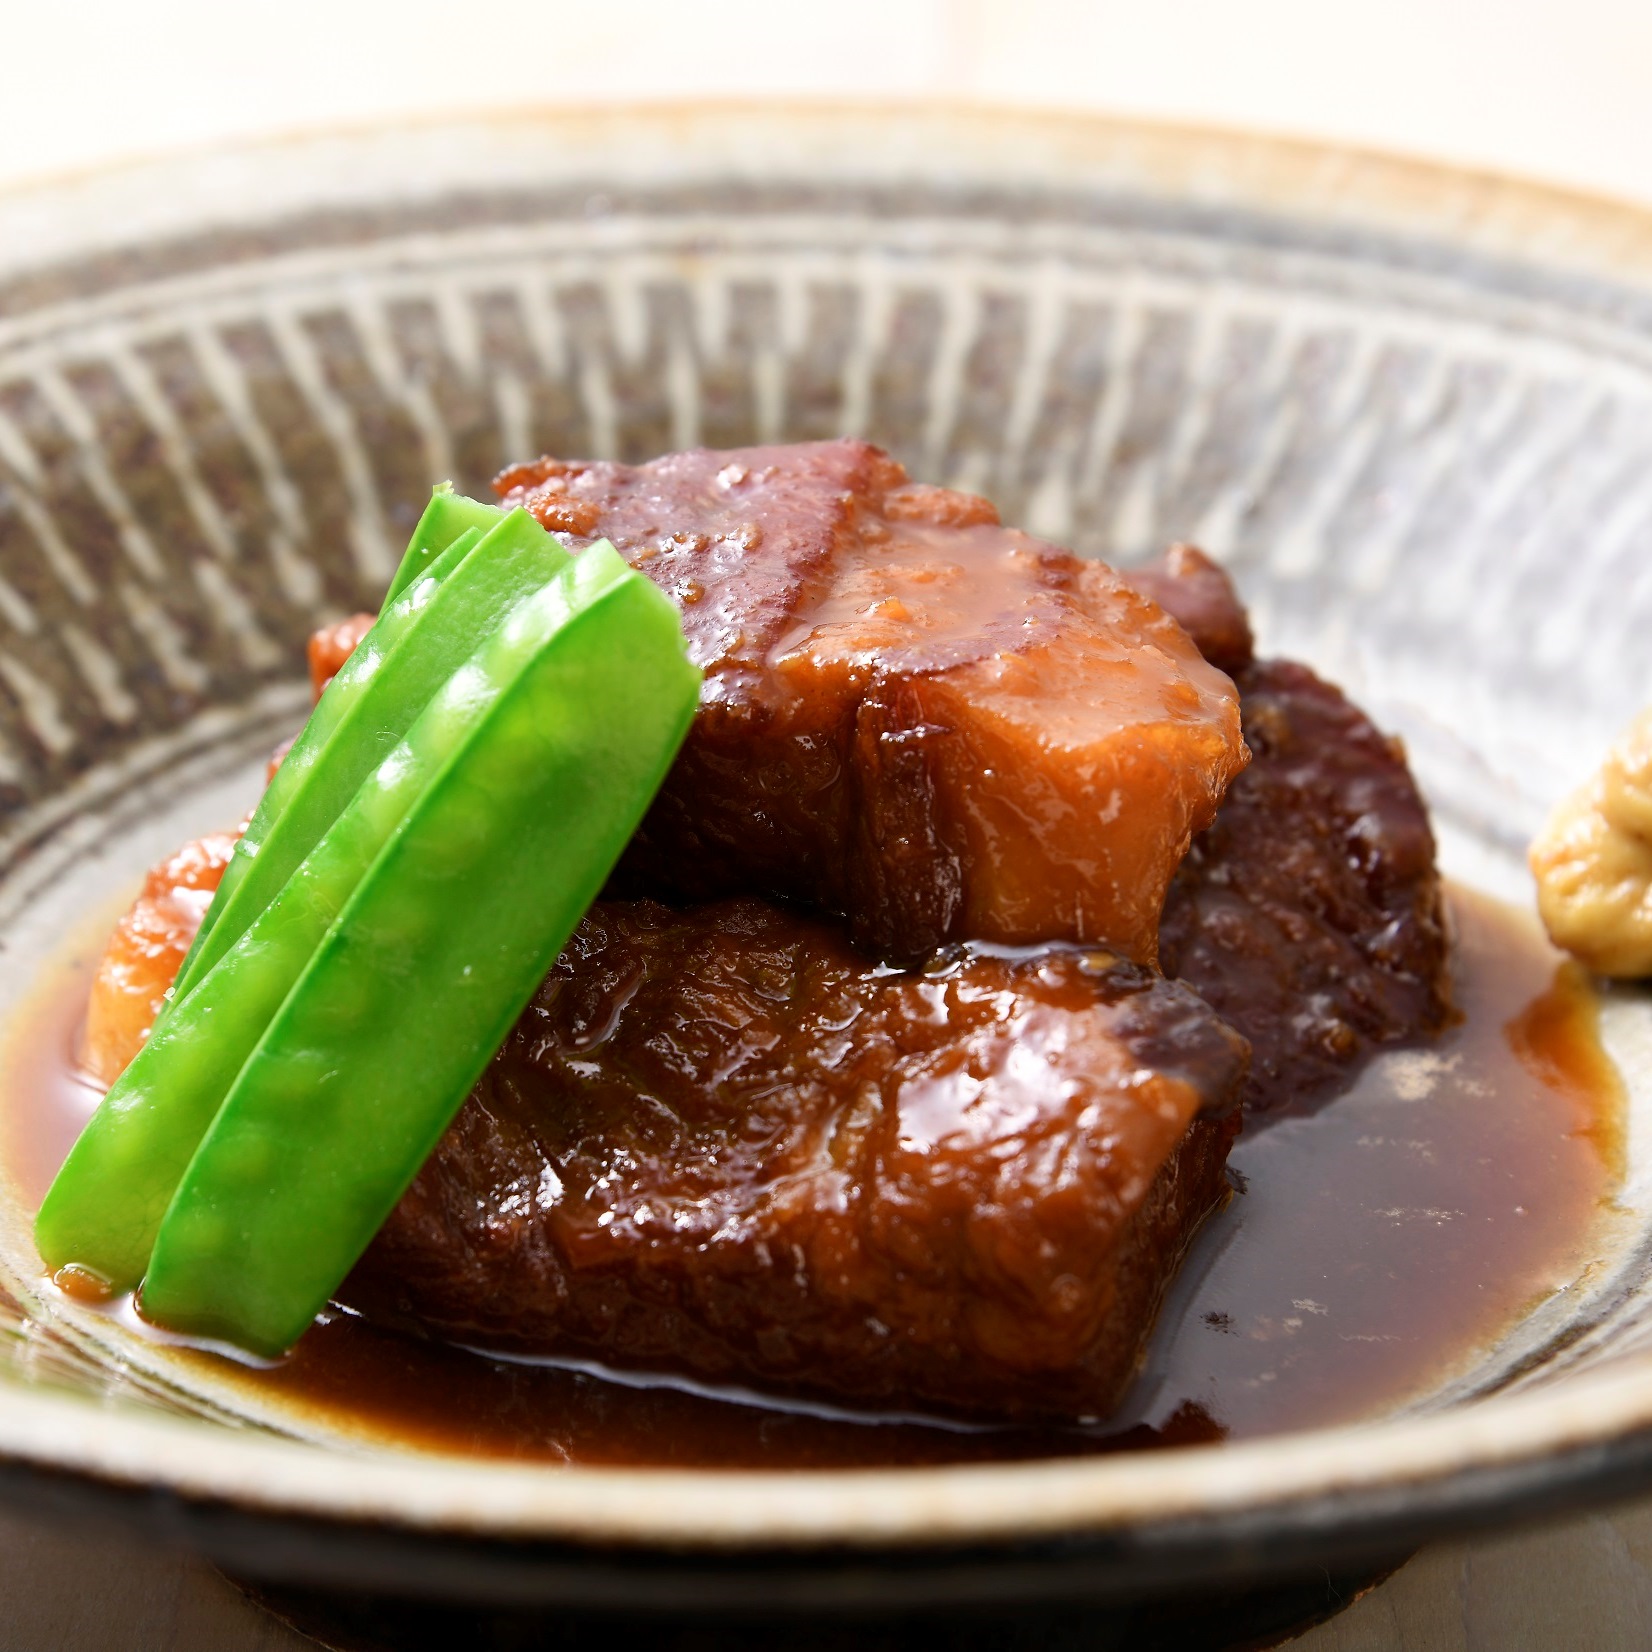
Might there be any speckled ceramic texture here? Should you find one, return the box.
[0,107,1651,1608]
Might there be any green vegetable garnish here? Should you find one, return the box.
[37,538,572,1287]
[39,475,699,1353]
[167,507,566,1009]
[164,530,473,1015]
[382,483,504,611]
[140,547,697,1354]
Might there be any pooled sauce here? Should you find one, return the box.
[0,886,1622,1468]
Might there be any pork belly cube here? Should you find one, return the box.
[1121,542,1256,678]
[348,897,1248,1422]
[1114,544,1448,1113]
[81,831,240,1086]
[1160,658,1451,1114]
[495,441,1247,965]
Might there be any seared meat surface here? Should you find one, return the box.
[347,898,1247,1420]
[1159,659,1451,1114]
[496,441,1246,966]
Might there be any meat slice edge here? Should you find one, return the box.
[1121,542,1255,678]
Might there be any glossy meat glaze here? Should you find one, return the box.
[347,901,1245,1420]
[497,441,1246,967]
[1125,540,1452,1112]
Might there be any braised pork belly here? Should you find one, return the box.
[86,441,1450,1423]
[348,899,1246,1420]
[498,440,1246,967]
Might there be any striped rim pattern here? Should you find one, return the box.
[0,109,1646,1565]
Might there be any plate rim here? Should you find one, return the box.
[2,99,1652,1563]
[8,99,1652,300]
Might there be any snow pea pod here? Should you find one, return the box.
[38,535,579,1287]
[167,528,475,1013]
[141,547,699,1355]
[383,484,504,610]
[169,508,567,1008]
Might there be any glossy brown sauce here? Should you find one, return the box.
[0,885,1622,1467]
[769,521,1058,676]
[529,442,1248,969]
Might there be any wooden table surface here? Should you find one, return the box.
[5,1496,1650,1650]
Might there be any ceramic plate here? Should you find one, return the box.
[0,105,1650,1616]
